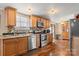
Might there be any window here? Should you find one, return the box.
[16,13,29,28]
[15,13,30,32]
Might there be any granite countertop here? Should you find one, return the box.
[0,34,30,39]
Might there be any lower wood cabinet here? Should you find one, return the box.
[36,34,40,48]
[0,39,1,56]
[3,38,17,56]
[62,32,69,39]
[3,36,28,56]
[47,33,53,44]
[16,37,28,55]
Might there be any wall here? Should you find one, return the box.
[0,9,8,35]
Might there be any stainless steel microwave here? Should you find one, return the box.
[37,21,44,28]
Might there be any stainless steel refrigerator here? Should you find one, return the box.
[70,19,79,55]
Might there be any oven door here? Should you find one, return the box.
[40,34,47,47]
[41,34,47,41]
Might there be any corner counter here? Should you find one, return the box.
[0,34,30,39]
[0,34,30,56]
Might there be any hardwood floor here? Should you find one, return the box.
[20,39,73,56]
[54,39,71,56]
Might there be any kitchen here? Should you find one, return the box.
[0,3,79,56]
[0,4,53,56]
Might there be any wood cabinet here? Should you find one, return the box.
[36,34,40,48]
[43,19,47,28]
[47,33,53,44]
[31,15,51,28]
[31,16,38,28]
[0,39,1,56]
[16,37,28,54]
[62,32,69,39]
[5,7,16,26]
[3,36,28,56]
[62,21,69,31]
[3,38,17,56]
[48,20,51,28]
[46,20,48,28]
[61,21,69,39]
[46,20,51,28]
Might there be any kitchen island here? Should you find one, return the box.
[0,34,30,56]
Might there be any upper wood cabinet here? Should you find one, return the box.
[31,15,51,28]
[43,18,51,28]
[46,20,50,28]
[31,16,38,28]
[49,20,51,27]
[43,18,47,28]
[5,7,16,26]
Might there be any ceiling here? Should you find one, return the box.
[0,3,79,22]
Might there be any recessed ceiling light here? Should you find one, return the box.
[48,8,58,15]
[61,23,64,25]
[26,6,33,15]
[28,8,32,15]
[28,8,32,12]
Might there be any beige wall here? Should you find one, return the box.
[0,9,8,35]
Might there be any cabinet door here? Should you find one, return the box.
[17,37,28,54]
[62,32,69,39]
[5,7,16,26]
[47,34,50,44]
[62,21,69,39]
[3,38,16,56]
[46,20,49,28]
[36,34,40,48]
[47,34,53,44]
[48,20,51,28]
[10,9,16,26]
[0,39,1,56]
[43,19,47,28]
[31,16,37,28]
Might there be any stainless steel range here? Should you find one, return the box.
[40,34,47,47]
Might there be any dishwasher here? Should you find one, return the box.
[28,34,36,50]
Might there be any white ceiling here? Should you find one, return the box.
[0,3,79,22]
